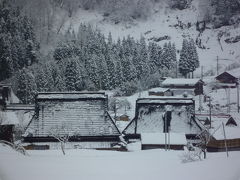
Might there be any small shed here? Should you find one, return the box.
[215,72,238,84]
[207,113,240,152]
[161,78,204,96]
[117,114,129,121]
[141,133,187,150]
[148,87,173,96]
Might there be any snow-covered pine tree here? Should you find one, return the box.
[75,61,87,91]
[148,42,158,74]
[85,53,100,89]
[137,36,149,79]
[50,63,66,91]
[115,59,124,88]
[179,39,190,78]
[0,34,13,81]
[162,42,173,70]
[35,68,49,92]
[17,68,37,104]
[171,43,178,77]
[188,39,199,77]
[65,59,78,91]
[106,45,117,90]
[97,54,109,90]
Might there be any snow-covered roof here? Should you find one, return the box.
[137,98,194,104]
[148,87,170,93]
[37,92,107,100]
[141,133,187,145]
[227,69,240,79]
[0,111,19,125]
[210,113,240,140]
[162,78,203,86]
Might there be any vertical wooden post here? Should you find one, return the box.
[237,82,239,113]
[222,122,229,158]
[209,97,212,128]
[201,66,203,80]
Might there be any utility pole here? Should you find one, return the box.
[237,80,239,113]
[208,96,212,128]
[216,56,219,75]
[222,122,229,158]
[201,66,203,80]
[164,112,167,151]
[176,60,178,78]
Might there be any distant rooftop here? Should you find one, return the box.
[137,97,194,104]
[37,92,107,100]
[148,87,170,93]
[162,78,203,86]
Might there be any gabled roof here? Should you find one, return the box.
[37,92,107,100]
[226,117,237,126]
[162,78,203,86]
[148,87,170,93]
[137,97,194,104]
[215,72,238,81]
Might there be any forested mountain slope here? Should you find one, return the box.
[1,0,240,103]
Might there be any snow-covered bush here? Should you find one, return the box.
[169,0,192,10]
[180,146,203,163]
[120,81,138,96]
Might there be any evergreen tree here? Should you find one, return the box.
[189,38,199,72]
[65,59,78,91]
[115,60,124,88]
[17,68,37,104]
[179,39,190,77]
[148,42,158,74]
[137,36,149,79]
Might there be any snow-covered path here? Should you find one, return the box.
[0,145,240,180]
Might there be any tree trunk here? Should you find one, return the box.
[61,141,65,155]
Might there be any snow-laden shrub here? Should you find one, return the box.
[120,81,138,96]
[180,146,203,163]
[169,0,192,10]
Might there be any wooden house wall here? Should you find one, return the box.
[207,138,240,152]
[163,82,203,96]
[142,144,184,150]
[28,99,120,137]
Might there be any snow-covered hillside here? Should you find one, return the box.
[61,0,240,74]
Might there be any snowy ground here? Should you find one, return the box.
[0,144,240,180]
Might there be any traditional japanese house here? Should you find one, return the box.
[161,78,204,96]
[123,97,202,150]
[207,113,240,152]
[215,72,238,88]
[23,92,121,149]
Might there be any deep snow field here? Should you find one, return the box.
[0,144,240,180]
